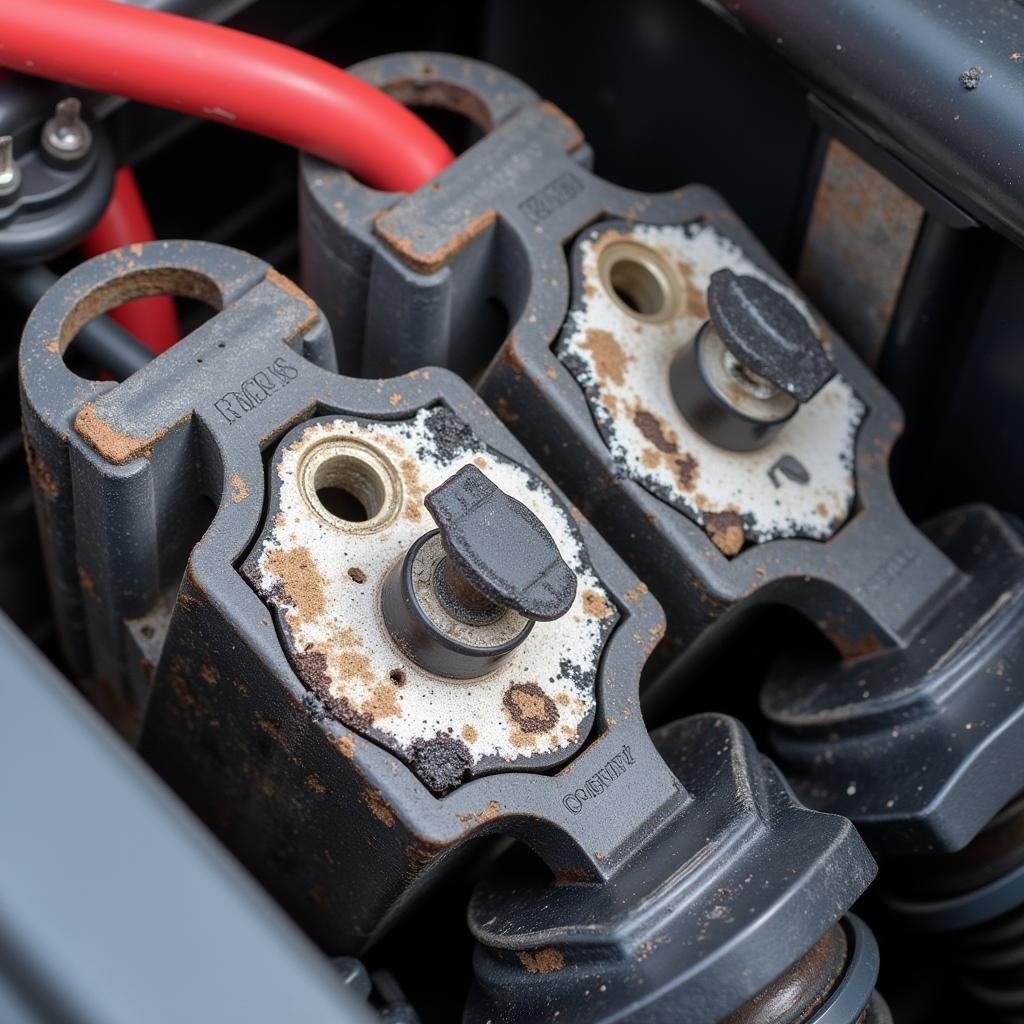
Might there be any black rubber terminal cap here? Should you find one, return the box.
[707,268,835,403]
[424,465,576,621]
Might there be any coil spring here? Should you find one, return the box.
[888,793,1024,1021]
[725,916,891,1024]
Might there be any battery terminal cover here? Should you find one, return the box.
[557,221,865,555]
[242,407,617,794]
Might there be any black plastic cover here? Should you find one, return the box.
[708,268,834,402]
[425,464,577,621]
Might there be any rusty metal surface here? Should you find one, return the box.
[242,409,615,787]
[557,220,863,552]
[19,242,683,954]
[798,139,924,367]
[300,53,962,665]
[722,925,847,1024]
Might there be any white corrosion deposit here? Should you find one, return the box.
[244,409,616,778]
[557,221,865,554]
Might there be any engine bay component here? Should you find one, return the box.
[20,239,887,1023]
[243,411,611,787]
[0,608,372,1024]
[668,266,835,452]
[0,0,454,192]
[467,715,887,1024]
[5,7,1024,1020]
[294,49,1024,1018]
[298,51,1024,858]
[556,219,862,546]
[0,81,114,265]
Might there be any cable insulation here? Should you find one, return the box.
[81,168,180,353]
[0,0,453,191]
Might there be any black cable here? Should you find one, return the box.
[4,265,153,380]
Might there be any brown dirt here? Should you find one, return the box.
[22,431,59,497]
[517,948,565,973]
[675,454,698,490]
[73,403,150,466]
[582,589,613,619]
[400,457,428,523]
[634,408,677,453]
[581,328,629,386]
[362,788,396,828]
[330,734,356,758]
[78,566,96,598]
[704,510,745,556]
[677,261,709,319]
[503,682,559,733]
[362,683,402,721]
[263,546,325,620]
[457,800,501,827]
[376,207,497,275]
[265,267,319,338]
[331,648,374,685]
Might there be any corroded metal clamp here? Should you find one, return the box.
[20,240,881,1022]
[299,53,1024,860]
[381,464,577,682]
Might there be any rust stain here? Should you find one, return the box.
[331,733,356,759]
[77,565,96,598]
[347,566,367,584]
[555,866,590,884]
[536,100,585,150]
[502,343,525,378]
[229,473,249,503]
[22,432,59,497]
[199,663,219,686]
[399,457,428,522]
[265,267,319,338]
[581,328,629,386]
[517,948,565,974]
[828,631,884,660]
[93,674,142,737]
[264,546,325,620]
[362,788,396,828]
[676,260,708,319]
[461,724,478,743]
[296,646,376,732]
[458,800,501,827]
[704,510,745,556]
[633,408,677,454]
[389,392,402,406]
[503,682,559,733]
[306,773,328,796]
[494,397,519,424]
[675,453,698,491]
[376,207,497,275]
[404,837,445,877]
[582,589,613,619]
[73,403,152,466]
